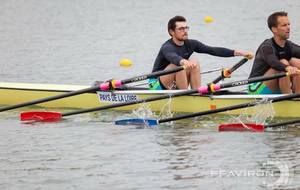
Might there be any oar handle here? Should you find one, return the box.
[0,86,99,112]
[159,93,300,124]
[211,58,249,84]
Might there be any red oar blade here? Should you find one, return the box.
[218,123,265,132]
[20,111,62,122]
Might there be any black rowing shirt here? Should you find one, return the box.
[249,38,300,78]
[152,39,235,72]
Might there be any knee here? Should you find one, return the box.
[190,58,200,70]
[195,61,200,71]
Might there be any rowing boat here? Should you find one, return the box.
[0,82,299,118]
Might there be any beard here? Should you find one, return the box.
[178,33,188,41]
[279,32,289,40]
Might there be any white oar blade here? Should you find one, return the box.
[114,118,159,126]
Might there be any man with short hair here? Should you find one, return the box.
[248,11,300,94]
[150,15,252,90]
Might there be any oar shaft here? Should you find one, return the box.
[219,72,287,89]
[119,66,216,88]
[159,101,258,123]
[0,86,98,112]
[230,58,249,73]
[265,119,300,128]
[211,58,248,84]
[121,66,185,85]
[158,93,300,124]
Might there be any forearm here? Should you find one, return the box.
[163,51,182,66]
[265,56,287,71]
[261,46,287,71]
[204,46,235,57]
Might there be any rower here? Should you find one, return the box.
[248,11,300,94]
[149,15,252,90]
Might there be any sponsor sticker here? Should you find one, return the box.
[97,91,138,103]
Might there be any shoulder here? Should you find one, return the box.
[261,38,273,46]
[161,39,175,49]
[159,39,178,54]
[259,39,273,49]
[186,39,201,45]
[162,39,174,46]
[184,39,204,48]
[258,39,275,55]
[286,40,300,47]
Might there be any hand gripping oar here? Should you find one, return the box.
[218,118,300,132]
[115,93,300,127]
[20,72,290,122]
[0,66,185,112]
[211,57,250,84]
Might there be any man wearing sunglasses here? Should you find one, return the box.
[150,15,252,90]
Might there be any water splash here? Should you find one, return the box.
[132,102,157,119]
[229,98,275,125]
[131,96,174,127]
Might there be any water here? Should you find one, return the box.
[1,0,300,189]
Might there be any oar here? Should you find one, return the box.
[20,72,290,122]
[115,93,300,127]
[211,57,249,84]
[218,118,300,132]
[0,66,185,112]
[127,68,225,88]
[127,57,249,88]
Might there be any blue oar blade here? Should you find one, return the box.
[114,118,159,126]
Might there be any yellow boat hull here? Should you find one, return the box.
[0,82,299,118]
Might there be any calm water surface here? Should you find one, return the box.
[1,0,300,189]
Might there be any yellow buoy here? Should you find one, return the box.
[204,16,214,23]
[119,58,133,67]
